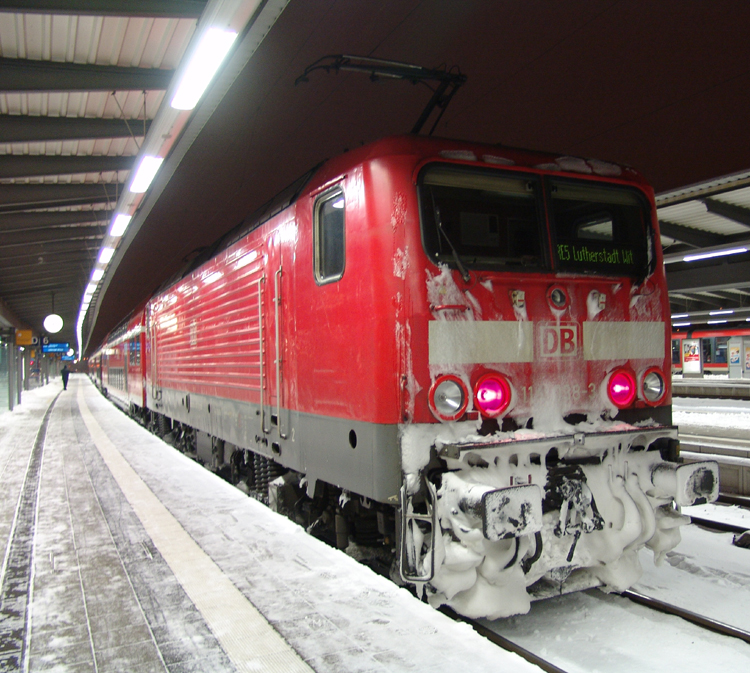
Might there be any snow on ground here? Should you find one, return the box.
[482,521,750,673]
[673,396,750,431]
[5,381,750,672]
[484,581,750,673]
[635,524,750,632]
[73,378,541,673]
[76,381,750,672]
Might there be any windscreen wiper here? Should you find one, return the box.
[433,201,470,282]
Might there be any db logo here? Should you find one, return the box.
[539,323,579,358]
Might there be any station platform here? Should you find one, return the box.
[672,376,750,399]
[0,376,535,673]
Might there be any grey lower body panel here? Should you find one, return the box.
[148,387,402,504]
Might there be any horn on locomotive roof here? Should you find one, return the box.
[295,54,467,136]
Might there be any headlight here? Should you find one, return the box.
[607,368,636,408]
[429,375,469,422]
[642,368,666,404]
[474,373,512,417]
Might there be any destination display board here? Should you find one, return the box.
[42,342,69,354]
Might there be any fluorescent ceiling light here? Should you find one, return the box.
[709,309,734,315]
[683,247,748,262]
[86,283,98,294]
[673,322,691,327]
[171,28,238,111]
[110,214,132,237]
[91,269,104,282]
[130,156,164,193]
[671,313,688,319]
[99,247,115,264]
[707,319,728,324]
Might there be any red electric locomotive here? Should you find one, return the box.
[94,135,718,619]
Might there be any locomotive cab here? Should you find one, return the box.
[388,140,719,617]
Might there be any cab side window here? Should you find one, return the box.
[314,189,345,283]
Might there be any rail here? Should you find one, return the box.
[439,607,569,673]
[621,590,750,645]
[679,432,750,497]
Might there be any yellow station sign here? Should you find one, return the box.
[16,329,34,346]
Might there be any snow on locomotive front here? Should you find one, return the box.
[390,138,719,619]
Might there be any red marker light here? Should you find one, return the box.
[607,369,636,408]
[474,373,512,417]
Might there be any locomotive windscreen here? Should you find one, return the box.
[549,179,650,278]
[419,165,652,279]
[419,166,545,271]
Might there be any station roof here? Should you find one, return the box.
[0,1,749,351]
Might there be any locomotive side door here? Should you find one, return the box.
[263,224,291,443]
[146,304,161,406]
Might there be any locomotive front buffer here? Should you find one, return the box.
[399,426,719,609]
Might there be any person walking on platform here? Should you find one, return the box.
[61,364,70,390]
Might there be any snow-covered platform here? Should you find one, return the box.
[0,376,538,673]
[673,376,750,399]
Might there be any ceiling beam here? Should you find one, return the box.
[681,293,727,309]
[0,1,207,18]
[0,115,150,143]
[0,198,114,213]
[667,258,750,294]
[0,182,124,209]
[669,295,725,313]
[710,289,750,303]
[658,220,724,248]
[0,58,174,92]
[703,198,750,229]
[669,294,723,313]
[0,155,134,179]
[0,296,25,329]
[0,225,105,247]
[0,241,102,261]
[7,287,82,300]
[0,273,85,294]
[1,268,88,285]
[1,253,95,271]
[7,288,82,300]
[0,209,113,231]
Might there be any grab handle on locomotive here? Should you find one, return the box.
[399,481,438,583]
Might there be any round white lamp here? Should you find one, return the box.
[43,313,63,334]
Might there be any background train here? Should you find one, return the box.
[672,327,750,374]
[90,134,718,619]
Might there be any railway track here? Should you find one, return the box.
[621,590,750,645]
[440,574,750,671]
[440,607,569,673]
[688,514,749,535]
[446,588,750,673]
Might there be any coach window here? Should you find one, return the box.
[128,337,140,366]
[314,188,345,284]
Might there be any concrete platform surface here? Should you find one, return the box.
[0,376,536,673]
[673,376,750,399]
